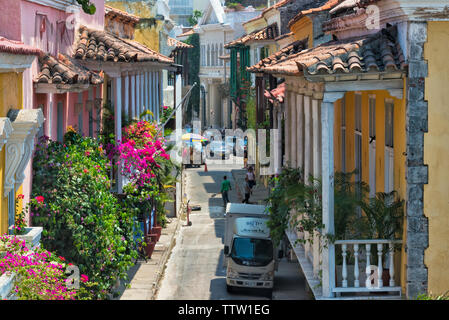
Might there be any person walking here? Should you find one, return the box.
[246,166,256,190]
[221,175,232,207]
[242,176,252,204]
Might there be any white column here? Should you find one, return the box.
[284,92,290,167]
[296,94,304,170]
[303,95,312,181]
[321,92,343,298]
[140,73,144,119]
[312,98,321,178]
[136,73,141,119]
[276,110,282,175]
[290,93,297,168]
[156,71,161,122]
[146,71,150,120]
[113,76,123,194]
[131,73,136,119]
[124,73,129,122]
[153,71,158,121]
[47,93,53,138]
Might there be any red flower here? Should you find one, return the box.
[59,256,65,261]
[83,169,88,174]
[17,194,25,200]
[80,274,89,283]
[35,196,45,203]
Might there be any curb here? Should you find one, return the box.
[150,216,181,300]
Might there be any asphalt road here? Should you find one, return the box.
[156,158,310,300]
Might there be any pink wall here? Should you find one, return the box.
[0,0,22,40]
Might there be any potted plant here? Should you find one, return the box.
[8,194,44,250]
[359,191,404,286]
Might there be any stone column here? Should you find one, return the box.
[276,110,282,175]
[124,73,129,122]
[140,73,144,119]
[296,94,304,170]
[145,71,149,120]
[312,98,321,178]
[136,72,141,119]
[303,95,312,182]
[131,73,136,119]
[290,93,297,168]
[284,92,290,167]
[113,76,123,194]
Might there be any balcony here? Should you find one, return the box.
[287,228,403,300]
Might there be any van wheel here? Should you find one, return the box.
[226,285,234,293]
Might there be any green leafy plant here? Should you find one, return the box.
[359,190,404,240]
[31,131,139,299]
[188,10,203,26]
[417,292,449,300]
[76,0,96,14]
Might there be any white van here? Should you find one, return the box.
[224,203,283,298]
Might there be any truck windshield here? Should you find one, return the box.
[230,237,273,267]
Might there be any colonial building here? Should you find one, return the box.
[249,0,449,300]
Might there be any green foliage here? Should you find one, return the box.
[246,88,257,130]
[188,10,203,26]
[76,0,96,14]
[185,33,200,123]
[417,292,449,300]
[359,190,404,240]
[31,132,139,299]
[266,168,404,248]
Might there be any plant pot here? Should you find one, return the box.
[8,226,43,250]
[0,272,15,300]
[143,235,157,258]
[152,226,162,242]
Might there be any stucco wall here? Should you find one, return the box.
[423,21,449,296]
[290,16,313,49]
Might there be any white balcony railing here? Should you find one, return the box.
[333,240,402,298]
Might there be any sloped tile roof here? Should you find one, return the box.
[249,26,406,77]
[224,23,279,48]
[0,37,41,56]
[74,26,173,64]
[177,28,195,38]
[287,0,341,29]
[247,40,307,73]
[105,5,140,24]
[167,37,193,49]
[36,53,103,85]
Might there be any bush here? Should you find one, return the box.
[31,131,139,299]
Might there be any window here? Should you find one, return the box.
[385,100,394,193]
[369,96,376,197]
[341,96,346,173]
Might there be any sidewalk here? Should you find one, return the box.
[231,169,269,204]
[115,216,181,300]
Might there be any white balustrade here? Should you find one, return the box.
[333,239,402,297]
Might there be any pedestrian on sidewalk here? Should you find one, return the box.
[246,166,256,190]
[220,175,232,207]
[242,176,252,204]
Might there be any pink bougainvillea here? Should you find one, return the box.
[115,121,171,186]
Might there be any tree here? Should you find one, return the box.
[76,0,96,14]
[188,10,203,26]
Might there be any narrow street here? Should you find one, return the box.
[156,158,310,300]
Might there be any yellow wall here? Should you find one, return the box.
[0,72,23,234]
[423,21,449,296]
[289,16,313,49]
[334,89,407,290]
[107,1,160,52]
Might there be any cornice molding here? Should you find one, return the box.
[26,0,79,11]
[5,109,44,195]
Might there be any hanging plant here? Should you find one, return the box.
[76,0,96,14]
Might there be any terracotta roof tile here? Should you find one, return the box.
[105,5,140,24]
[167,37,193,49]
[36,53,103,85]
[177,28,195,38]
[264,82,285,104]
[248,40,307,73]
[0,37,41,56]
[249,25,406,77]
[287,0,341,29]
[225,23,279,48]
[74,26,173,64]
